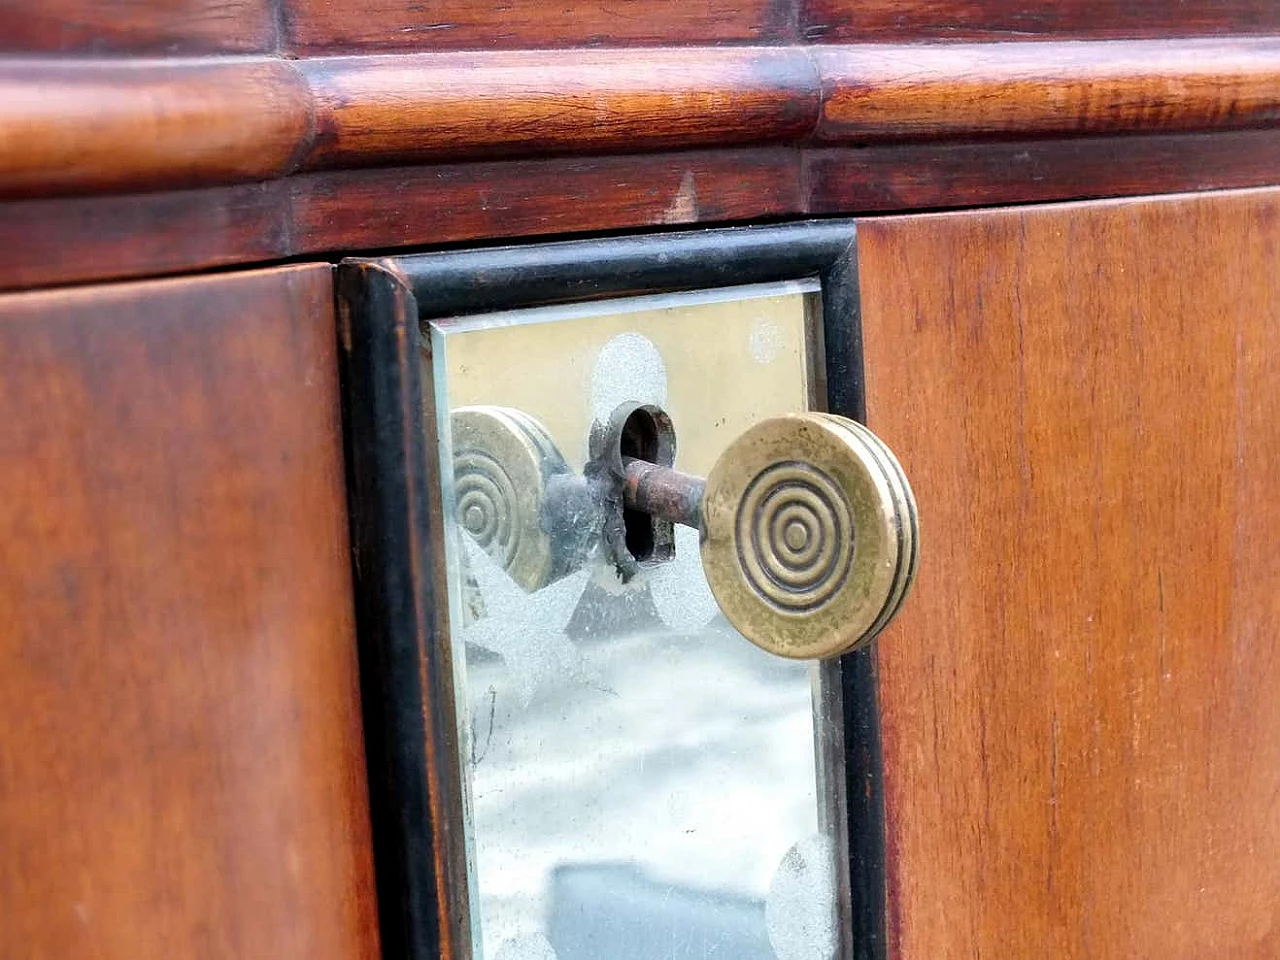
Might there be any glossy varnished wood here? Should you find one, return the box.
[813,39,1280,141]
[3,0,1271,54]
[9,0,1271,53]
[289,150,802,253]
[802,0,1280,42]
[4,39,1280,200]
[0,150,799,293]
[0,0,276,53]
[299,48,816,169]
[0,59,311,198]
[805,129,1280,214]
[0,181,290,292]
[10,133,1280,293]
[0,265,382,959]
[283,0,793,53]
[858,188,1280,957]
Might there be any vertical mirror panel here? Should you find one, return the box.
[428,282,842,960]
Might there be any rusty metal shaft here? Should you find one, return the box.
[621,457,707,530]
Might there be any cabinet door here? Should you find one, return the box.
[0,266,381,959]
[859,188,1280,958]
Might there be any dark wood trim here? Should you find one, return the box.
[288,149,803,254]
[335,262,473,960]
[7,134,1280,294]
[341,220,890,960]
[801,0,1280,43]
[804,129,1280,213]
[3,37,1280,200]
[7,0,1273,55]
[282,0,797,54]
[0,0,278,54]
[0,180,291,293]
[395,219,858,316]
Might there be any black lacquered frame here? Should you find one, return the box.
[336,220,886,960]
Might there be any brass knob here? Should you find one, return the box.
[698,414,918,660]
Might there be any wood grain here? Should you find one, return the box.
[300,48,816,169]
[283,0,794,54]
[5,0,1274,53]
[9,131,1280,293]
[0,151,799,292]
[805,129,1280,213]
[0,181,290,292]
[814,38,1280,142]
[803,0,1280,42]
[289,150,803,253]
[0,265,382,959]
[0,59,312,199]
[858,188,1280,957]
[0,0,276,53]
[5,39,1280,200]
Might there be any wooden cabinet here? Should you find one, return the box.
[1,3,1279,958]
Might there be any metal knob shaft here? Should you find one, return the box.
[611,412,917,659]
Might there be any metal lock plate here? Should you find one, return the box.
[429,281,847,960]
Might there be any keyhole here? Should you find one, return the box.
[620,407,660,562]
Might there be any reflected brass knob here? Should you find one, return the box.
[451,406,573,592]
[699,414,918,660]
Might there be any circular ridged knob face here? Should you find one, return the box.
[700,413,918,660]
[451,406,571,592]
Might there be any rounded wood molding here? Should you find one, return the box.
[0,59,313,197]
[2,37,1280,199]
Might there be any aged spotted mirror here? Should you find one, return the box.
[433,281,847,960]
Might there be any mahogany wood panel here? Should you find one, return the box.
[0,59,311,199]
[813,38,1280,142]
[803,0,1280,42]
[5,0,1274,53]
[5,39,1280,200]
[9,132,1280,293]
[283,0,794,54]
[299,48,816,170]
[288,149,803,252]
[0,266,382,959]
[858,188,1280,957]
[805,129,1280,213]
[0,181,290,292]
[0,0,275,54]
[0,150,802,292]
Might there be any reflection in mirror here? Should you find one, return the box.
[429,283,844,960]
